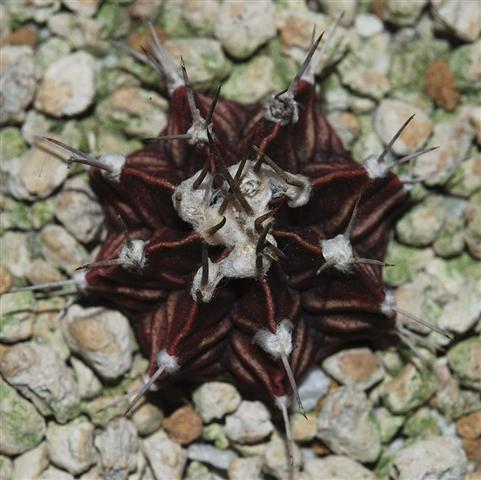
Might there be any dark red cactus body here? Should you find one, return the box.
[84,74,408,407]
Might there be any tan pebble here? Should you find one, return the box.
[0,266,12,294]
[457,410,481,439]
[163,406,203,445]
[462,437,481,462]
[0,25,38,48]
[424,59,460,111]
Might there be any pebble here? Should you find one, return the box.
[131,402,164,437]
[184,461,213,480]
[374,407,405,444]
[424,59,460,111]
[0,231,32,277]
[0,24,38,48]
[222,56,284,105]
[55,176,104,244]
[378,0,427,26]
[34,37,71,80]
[0,266,11,295]
[0,377,46,455]
[188,443,237,470]
[62,0,100,17]
[183,0,220,36]
[46,417,97,475]
[465,193,481,259]
[291,411,318,442]
[38,466,74,480]
[62,305,134,380]
[431,0,481,42]
[317,386,381,463]
[413,114,475,186]
[354,13,384,37]
[11,147,68,201]
[164,38,229,88]
[447,337,481,391]
[469,107,481,145]
[70,358,102,401]
[323,0,358,26]
[163,406,203,445]
[322,347,385,391]
[433,205,466,257]
[193,382,241,423]
[375,99,433,155]
[47,13,99,49]
[0,456,13,480]
[35,52,95,117]
[0,46,36,125]
[96,87,168,138]
[0,341,80,423]
[40,225,89,274]
[228,456,262,480]
[94,418,138,479]
[12,442,49,480]
[142,429,187,480]
[390,436,467,480]
[326,111,362,147]
[438,286,481,334]
[381,364,438,414]
[202,423,229,449]
[304,455,376,480]
[214,0,276,59]
[297,367,330,412]
[0,290,35,343]
[395,195,446,246]
[446,156,481,198]
[224,400,273,444]
[403,407,443,439]
[338,33,390,100]
[262,432,302,480]
[20,110,55,145]
[457,410,481,440]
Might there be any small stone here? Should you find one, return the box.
[94,418,138,479]
[0,456,12,480]
[228,456,263,480]
[193,382,241,422]
[432,0,481,42]
[433,207,466,257]
[396,195,446,247]
[0,231,31,277]
[70,358,102,400]
[446,155,481,198]
[291,411,318,442]
[20,110,55,145]
[62,305,134,380]
[438,286,481,334]
[96,87,168,138]
[215,0,276,59]
[47,13,99,49]
[0,377,46,455]
[465,193,481,259]
[35,52,95,117]
[0,127,26,161]
[46,417,97,475]
[34,37,71,80]
[375,99,433,155]
[183,0,220,36]
[378,0,427,26]
[12,442,49,480]
[202,423,229,449]
[62,0,100,17]
[0,289,34,342]
[164,38,229,88]
[390,436,467,480]
[322,0,358,26]
[263,431,302,480]
[0,342,80,423]
[373,407,404,444]
[0,24,38,48]
[188,443,237,470]
[131,402,164,437]
[297,367,330,412]
[402,408,442,439]
[447,337,481,391]
[469,107,481,145]
[55,176,104,244]
[424,59,460,111]
[317,386,381,462]
[326,111,362,147]
[222,55,284,105]
[413,114,475,186]
[40,225,89,274]
[304,455,376,480]
[354,13,383,37]
[7,0,61,24]
[0,266,11,294]
[0,46,36,125]
[142,429,187,480]
[338,33,390,100]
[163,406,203,445]
[322,348,385,391]
[38,466,74,480]
[457,410,481,439]
[381,364,438,414]
[224,401,273,444]
[184,461,213,480]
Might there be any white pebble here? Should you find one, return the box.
[187,443,237,470]
[193,382,241,422]
[225,401,273,444]
[297,367,330,411]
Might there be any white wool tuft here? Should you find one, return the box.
[99,153,126,182]
[156,350,180,373]
[253,320,293,359]
[119,239,147,271]
[321,234,354,271]
[363,154,388,179]
[274,395,291,410]
[380,290,396,315]
[72,270,88,291]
